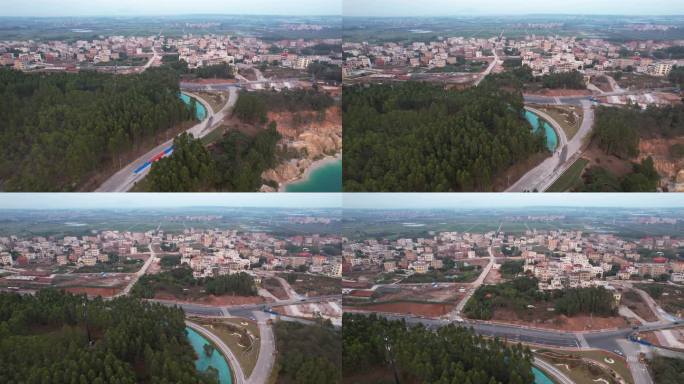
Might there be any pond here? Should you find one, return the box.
[180,93,208,121]
[524,110,559,152]
[285,158,342,192]
[532,367,555,384]
[186,326,233,384]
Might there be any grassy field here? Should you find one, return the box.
[616,73,672,90]
[200,124,231,146]
[535,348,634,384]
[196,91,229,114]
[278,272,340,297]
[190,317,261,377]
[635,283,684,318]
[547,158,590,192]
[532,105,583,140]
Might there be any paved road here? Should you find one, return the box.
[186,320,246,384]
[275,276,301,301]
[618,339,654,384]
[534,357,575,384]
[180,77,303,92]
[96,87,237,192]
[449,224,501,319]
[248,311,276,384]
[475,50,500,86]
[115,246,157,297]
[143,46,161,70]
[152,294,341,317]
[508,100,594,192]
[507,106,569,192]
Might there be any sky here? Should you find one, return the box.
[0,0,341,17]
[343,0,684,17]
[343,193,684,210]
[0,193,342,210]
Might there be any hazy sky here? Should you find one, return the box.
[343,0,684,17]
[0,193,342,209]
[344,193,684,209]
[0,0,341,17]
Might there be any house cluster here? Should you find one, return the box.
[342,33,683,78]
[166,34,342,70]
[0,34,343,73]
[0,231,148,268]
[163,229,342,279]
[517,35,680,76]
[343,36,496,75]
[0,35,158,70]
[342,226,684,289]
[0,228,343,280]
[342,231,494,276]
[512,230,684,288]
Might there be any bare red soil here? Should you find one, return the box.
[349,301,454,317]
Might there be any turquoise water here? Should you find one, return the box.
[532,367,555,384]
[180,93,208,121]
[285,158,342,192]
[524,110,558,151]
[186,327,233,384]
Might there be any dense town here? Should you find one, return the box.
[343,221,684,288]
[0,225,342,291]
[0,32,343,74]
[343,32,682,80]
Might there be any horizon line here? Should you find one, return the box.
[342,13,684,18]
[0,206,681,211]
[0,13,342,18]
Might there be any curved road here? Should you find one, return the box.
[97,87,238,192]
[534,358,574,384]
[248,311,276,384]
[186,320,246,384]
[507,100,594,192]
[475,50,501,86]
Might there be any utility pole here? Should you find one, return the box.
[83,301,92,346]
[384,335,401,384]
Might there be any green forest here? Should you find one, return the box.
[669,66,684,87]
[0,289,217,384]
[233,89,334,124]
[146,133,217,191]
[343,313,535,384]
[145,124,281,191]
[579,157,660,192]
[593,104,684,159]
[307,62,342,82]
[343,81,548,191]
[131,266,258,299]
[0,68,195,191]
[147,88,333,192]
[648,356,684,384]
[194,63,235,79]
[463,277,618,320]
[274,321,341,384]
[540,71,586,89]
[160,55,234,79]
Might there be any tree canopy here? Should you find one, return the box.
[145,123,281,192]
[343,81,548,191]
[132,266,258,299]
[274,321,340,384]
[463,277,618,320]
[343,313,535,384]
[147,133,218,192]
[0,68,195,191]
[580,157,660,192]
[0,289,217,384]
[593,104,684,159]
[540,71,585,89]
